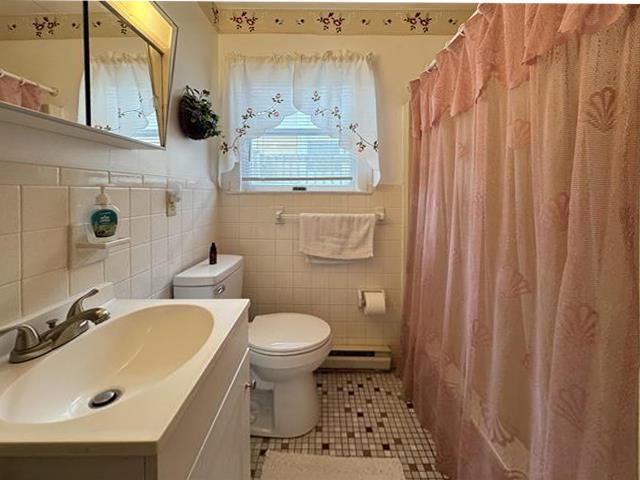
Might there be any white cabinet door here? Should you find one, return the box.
[188,351,250,480]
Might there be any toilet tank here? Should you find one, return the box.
[173,255,244,299]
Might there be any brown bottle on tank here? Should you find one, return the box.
[209,242,217,265]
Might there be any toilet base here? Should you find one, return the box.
[250,369,319,438]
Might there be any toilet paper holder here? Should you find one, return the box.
[357,289,386,310]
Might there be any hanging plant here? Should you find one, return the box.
[178,86,221,140]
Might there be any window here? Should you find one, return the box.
[95,82,160,145]
[242,110,357,190]
[220,51,380,192]
[78,52,160,146]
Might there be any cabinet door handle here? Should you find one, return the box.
[245,379,256,390]
[214,285,226,296]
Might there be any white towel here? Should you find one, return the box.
[299,213,376,261]
[305,255,350,265]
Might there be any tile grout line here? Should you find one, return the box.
[250,370,446,480]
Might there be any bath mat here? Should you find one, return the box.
[260,451,405,480]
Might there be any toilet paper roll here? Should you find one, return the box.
[363,291,386,315]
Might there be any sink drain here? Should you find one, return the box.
[89,389,122,409]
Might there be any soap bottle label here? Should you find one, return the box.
[91,209,118,238]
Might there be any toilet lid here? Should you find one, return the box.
[249,313,331,355]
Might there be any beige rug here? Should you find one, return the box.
[260,451,405,480]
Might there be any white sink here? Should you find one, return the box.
[0,293,250,456]
[0,304,213,424]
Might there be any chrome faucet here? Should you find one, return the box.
[0,324,44,363]
[65,289,109,321]
[0,288,110,363]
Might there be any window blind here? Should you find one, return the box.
[242,110,356,189]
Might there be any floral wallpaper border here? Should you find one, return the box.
[201,3,475,36]
[0,12,137,41]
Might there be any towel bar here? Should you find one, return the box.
[274,206,385,224]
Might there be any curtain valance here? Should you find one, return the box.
[412,4,636,132]
[219,50,380,187]
[78,52,156,137]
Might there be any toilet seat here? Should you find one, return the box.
[250,313,332,356]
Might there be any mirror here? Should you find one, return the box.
[0,1,84,121]
[86,1,178,146]
[85,3,161,145]
[0,1,178,149]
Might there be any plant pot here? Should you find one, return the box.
[179,96,212,140]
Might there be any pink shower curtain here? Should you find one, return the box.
[402,4,639,480]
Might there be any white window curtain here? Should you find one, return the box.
[78,52,159,144]
[219,51,380,190]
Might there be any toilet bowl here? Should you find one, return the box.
[173,255,332,438]
[249,312,332,437]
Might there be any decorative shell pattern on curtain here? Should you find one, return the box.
[402,4,639,480]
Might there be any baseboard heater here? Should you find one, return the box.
[320,345,392,371]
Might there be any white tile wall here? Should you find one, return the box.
[0,160,218,326]
[0,161,406,355]
[0,186,20,235]
[217,185,405,353]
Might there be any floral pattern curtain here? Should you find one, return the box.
[402,4,639,479]
[219,51,380,186]
[78,52,156,137]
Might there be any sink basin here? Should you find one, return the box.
[0,304,213,424]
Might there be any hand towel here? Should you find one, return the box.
[305,255,351,265]
[299,213,376,260]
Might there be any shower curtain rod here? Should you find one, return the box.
[0,68,59,97]
[424,9,481,72]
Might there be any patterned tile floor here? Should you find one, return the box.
[250,370,447,480]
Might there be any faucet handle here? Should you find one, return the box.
[67,288,99,319]
[46,319,58,330]
[0,324,40,351]
[13,325,40,350]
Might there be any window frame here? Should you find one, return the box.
[237,109,368,193]
[239,111,362,193]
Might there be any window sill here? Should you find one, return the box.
[225,188,374,195]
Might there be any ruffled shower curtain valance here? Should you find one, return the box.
[411,4,635,132]
[219,51,380,187]
[403,4,638,480]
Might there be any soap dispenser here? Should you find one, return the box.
[87,186,119,243]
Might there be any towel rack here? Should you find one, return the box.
[274,206,385,224]
[0,68,59,96]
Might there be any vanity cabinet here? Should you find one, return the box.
[0,306,251,480]
[188,353,251,480]
[154,311,251,480]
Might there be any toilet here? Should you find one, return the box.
[173,254,332,438]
